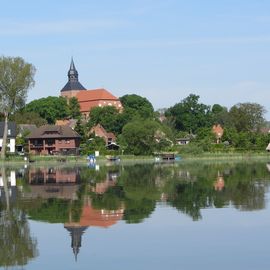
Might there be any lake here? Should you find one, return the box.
[1,160,270,270]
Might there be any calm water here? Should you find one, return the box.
[1,161,270,270]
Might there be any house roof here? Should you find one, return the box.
[55,119,77,129]
[27,125,80,139]
[0,122,16,138]
[176,138,191,141]
[77,89,119,102]
[61,81,86,92]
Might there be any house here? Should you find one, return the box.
[0,170,17,203]
[212,124,224,143]
[176,138,190,145]
[27,125,80,155]
[90,124,117,146]
[0,122,16,153]
[76,88,122,118]
[60,59,122,118]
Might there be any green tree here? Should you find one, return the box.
[68,97,81,119]
[165,94,211,133]
[122,119,159,155]
[222,127,238,146]
[211,104,230,126]
[0,56,35,159]
[74,117,86,142]
[88,106,126,134]
[0,167,38,267]
[25,96,69,124]
[229,102,266,132]
[120,94,154,119]
[10,111,47,127]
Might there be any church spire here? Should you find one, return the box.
[60,58,86,92]
[68,57,79,82]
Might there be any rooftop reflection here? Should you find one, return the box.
[0,161,270,268]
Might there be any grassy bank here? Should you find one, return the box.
[1,152,270,165]
[181,152,270,161]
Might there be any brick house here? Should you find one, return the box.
[90,124,116,146]
[27,125,80,155]
[60,59,122,118]
[212,124,224,144]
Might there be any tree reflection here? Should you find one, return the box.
[0,161,269,266]
[163,162,270,220]
[0,167,38,268]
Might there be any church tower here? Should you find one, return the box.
[60,58,86,99]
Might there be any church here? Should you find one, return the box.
[60,59,122,118]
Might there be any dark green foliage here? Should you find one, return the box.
[74,117,86,142]
[121,119,159,155]
[229,102,266,132]
[68,97,81,119]
[25,96,69,124]
[10,111,47,127]
[28,198,69,223]
[88,106,126,134]
[211,104,230,126]
[0,209,38,267]
[120,94,154,119]
[91,186,124,210]
[165,94,212,133]
[80,136,106,155]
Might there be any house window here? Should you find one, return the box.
[8,129,11,135]
[59,140,62,144]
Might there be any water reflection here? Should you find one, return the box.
[0,161,270,267]
[0,167,38,268]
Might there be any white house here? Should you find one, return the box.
[0,122,16,153]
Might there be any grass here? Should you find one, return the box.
[1,152,270,165]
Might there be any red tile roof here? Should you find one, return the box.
[80,100,100,113]
[77,88,119,102]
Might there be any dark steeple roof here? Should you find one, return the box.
[64,225,88,261]
[61,58,86,92]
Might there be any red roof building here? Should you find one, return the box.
[90,124,116,145]
[60,59,122,118]
[27,125,80,155]
[77,88,122,118]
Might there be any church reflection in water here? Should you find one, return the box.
[1,161,270,266]
[27,166,124,260]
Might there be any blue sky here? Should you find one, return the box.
[2,0,270,117]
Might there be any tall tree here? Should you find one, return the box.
[211,104,230,126]
[68,97,81,119]
[229,102,266,132]
[121,119,159,155]
[88,106,127,134]
[0,56,35,159]
[10,111,47,127]
[165,94,211,133]
[25,96,69,124]
[120,94,154,119]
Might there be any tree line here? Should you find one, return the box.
[0,56,269,157]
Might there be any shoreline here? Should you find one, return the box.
[0,152,270,166]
